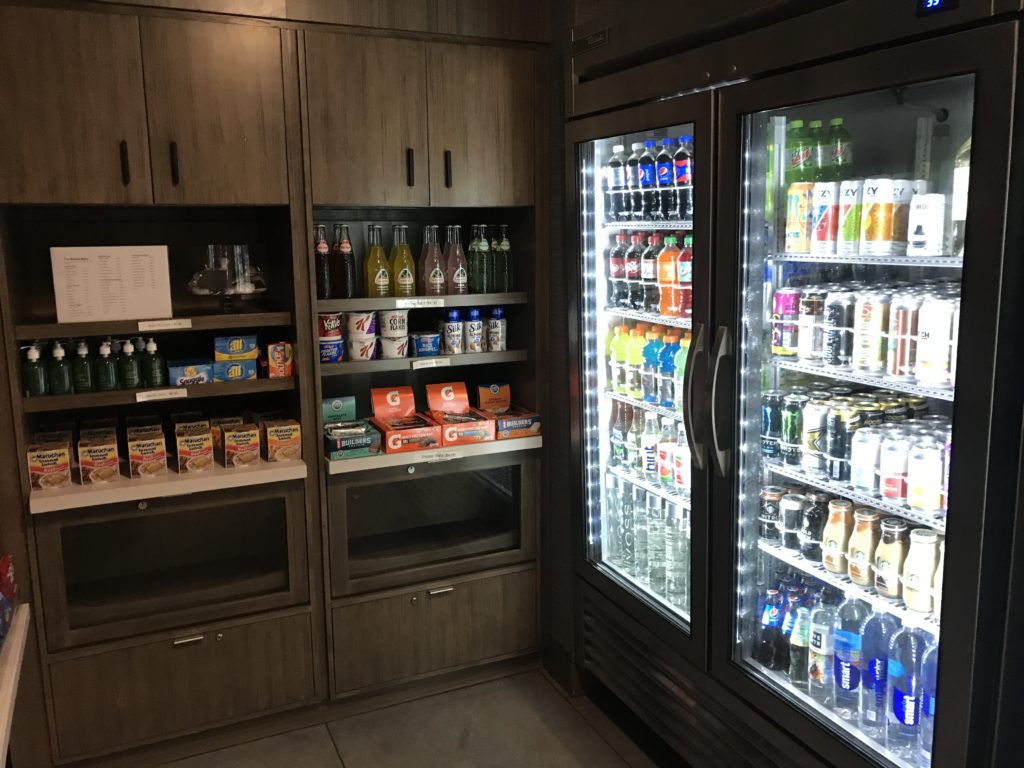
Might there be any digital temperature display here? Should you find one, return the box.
[917,0,958,16]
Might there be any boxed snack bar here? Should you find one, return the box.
[174,425,214,473]
[168,359,212,386]
[426,382,495,447]
[27,439,71,490]
[476,383,511,414]
[263,342,294,379]
[323,420,382,461]
[369,386,441,454]
[212,359,258,382]
[78,431,120,484]
[494,405,542,440]
[263,419,302,462]
[322,396,356,425]
[128,426,167,478]
[214,335,258,361]
[217,423,261,468]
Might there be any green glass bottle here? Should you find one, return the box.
[21,345,47,397]
[47,341,73,395]
[95,341,119,392]
[141,338,167,388]
[118,340,141,390]
[72,341,96,393]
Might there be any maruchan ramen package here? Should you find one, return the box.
[210,416,244,452]
[214,335,258,361]
[174,425,214,473]
[217,424,261,468]
[263,419,302,462]
[78,430,120,484]
[128,427,167,478]
[27,440,72,490]
[369,386,441,454]
[426,382,495,447]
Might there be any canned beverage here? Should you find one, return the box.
[827,386,855,397]
[877,398,909,423]
[488,307,507,352]
[850,427,883,493]
[879,434,910,500]
[823,292,855,366]
[950,300,960,387]
[852,399,884,428]
[317,312,343,341]
[781,394,809,466]
[907,437,945,512]
[825,403,861,482]
[853,292,891,372]
[771,288,801,357]
[892,179,927,255]
[810,182,840,257]
[837,179,864,257]
[761,390,785,459]
[922,414,949,426]
[759,486,786,542]
[916,296,956,387]
[800,398,829,474]
[797,289,826,364]
[780,494,807,551]
[861,178,895,256]
[787,386,811,395]
[443,309,464,355]
[904,396,929,418]
[785,182,815,254]
[886,293,921,379]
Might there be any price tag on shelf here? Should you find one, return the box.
[411,357,451,370]
[135,388,188,403]
[396,298,445,309]
[138,318,192,332]
[421,448,463,463]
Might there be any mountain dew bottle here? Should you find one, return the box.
[626,329,647,400]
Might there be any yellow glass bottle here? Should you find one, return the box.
[390,224,416,297]
[364,224,391,298]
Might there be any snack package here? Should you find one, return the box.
[174,425,214,473]
[27,440,72,490]
[78,431,120,484]
[369,386,441,454]
[127,427,168,478]
[217,424,261,468]
[476,383,511,414]
[263,342,294,378]
[322,396,356,425]
[263,419,302,462]
[426,382,495,447]
[494,405,542,440]
[323,420,382,461]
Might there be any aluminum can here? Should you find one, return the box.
[781,394,809,466]
[780,494,806,551]
[771,287,801,357]
[852,292,891,372]
[837,179,864,257]
[892,179,926,255]
[810,182,840,257]
[861,178,895,256]
[800,398,830,474]
[877,398,909,423]
[879,434,910,501]
[850,427,883,493]
[823,292,855,366]
[916,296,956,387]
[904,396,929,418]
[886,293,921,379]
[907,436,945,512]
[852,399,884,428]
[825,403,861,482]
[761,390,785,459]
[785,182,815,254]
[797,289,826,364]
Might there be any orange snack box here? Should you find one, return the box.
[476,383,511,414]
[369,386,441,454]
[27,440,72,490]
[426,382,495,447]
[263,419,302,462]
[263,342,294,379]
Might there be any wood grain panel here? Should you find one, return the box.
[434,0,548,42]
[0,6,152,204]
[305,32,429,206]
[286,0,432,32]
[427,44,535,207]
[141,17,288,204]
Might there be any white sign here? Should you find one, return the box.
[411,357,451,370]
[421,448,463,463]
[138,318,192,332]
[51,246,172,324]
[135,388,188,403]
[396,298,445,309]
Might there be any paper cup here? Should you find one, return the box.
[319,340,344,364]
[411,332,441,357]
[378,309,409,337]
[346,311,377,336]
[380,336,409,360]
[348,334,379,361]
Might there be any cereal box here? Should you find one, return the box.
[263,342,294,379]
[27,440,71,490]
[214,335,258,361]
[212,360,258,382]
[128,427,167,478]
[217,423,261,468]
[426,382,495,447]
[174,425,214,473]
[263,419,302,462]
[476,383,511,415]
[78,431,120,485]
[369,386,441,454]
[168,359,212,386]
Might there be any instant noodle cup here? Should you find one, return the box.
[348,334,379,361]
[380,336,409,360]
[346,311,377,336]
[378,309,409,337]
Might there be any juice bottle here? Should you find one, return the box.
[610,325,630,395]
[420,225,446,296]
[657,236,681,316]
[47,341,73,395]
[625,328,646,400]
[445,225,469,295]
[603,320,617,390]
[390,225,416,297]
[364,225,390,298]
[641,331,663,403]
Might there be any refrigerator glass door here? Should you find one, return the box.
[579,125,697,628]
[733,76,973,768]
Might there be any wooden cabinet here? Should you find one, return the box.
[427,43,535,207]
[333,566,536,693]
[0,6,153,204]
[140,17,289,204]
[306,32,430,207]
[49,612,316,760]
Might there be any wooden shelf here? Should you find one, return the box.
[317,292,527,312]
[30,460,307,514]
[320,350,526,376]
[0,605,29,764]
[22,378,296,413]
[328,436,542,475]
[14,311,293,340]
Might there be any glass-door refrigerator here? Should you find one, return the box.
[568,93,713,665]
[711,22,1020,768]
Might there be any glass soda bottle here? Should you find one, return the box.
[859,610,901,741]
[332,223,357,299]
[364,225,390,298]
[314,224,332,299]
[833,597,870,720]
[476,224,493,293]
[646,494,666,595]
[445,225,469,295]
[495,224,513,292]
[420,225,446,296]
[657,236,681,316]
[827,117,854,182]
[390,225,416,297]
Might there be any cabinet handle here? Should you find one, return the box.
[709,325,733,478]
[428,586,454,597]
[444,150,452,189]
[406,148,415,187]
[172,634,204,647]
[682,322,708,471]
[119,140,130,186]
[169,141,180,186]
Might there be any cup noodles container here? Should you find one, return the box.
[348,334,379,361]
[319,340,344,364]
[264,342,294,378]
[860,178,895,256]
[317,312,343,341]
[213,359,258,382]
[891,179,926,255]
[128,427,168,478]
[168,359,212,386]
[78,431,120,485]
[214,335,258,361]
[477,383,511,414]
[810,182,840,257]
[837,180,864,257]
[380,336,409,360]
[175,425,214,473]
[263,419,302,462]
[494,405,542,440]
[369,386,441,454]
[345,311,377,337]
[378,309,409,337]
[784,182,814,254]
[217,424,261,468]
[425,382,496,447]
[27,440,72,490]
[906,193,948,256]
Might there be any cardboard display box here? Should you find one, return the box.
[369,386,441,454]
[426,382,495,447]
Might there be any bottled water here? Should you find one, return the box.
[833,597,870,719]
[920,641,939,767]
[886,626,933,759]
[664,503,690,611]
[603,473,621,567]
[647,495,666,595]
[808,588,840,706]
[633,486,649,586]
[641,413,660,483]
[859,610,901,741]
[618,478,636,575]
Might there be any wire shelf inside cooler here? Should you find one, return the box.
[603,306,693,330]
[602,220,694,231]
[771,359,955,401]
[608,392,688,425]
[768,253,963,268]
[607,464,691,509]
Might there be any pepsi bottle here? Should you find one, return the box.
[624,234,645,310]
[639,140,658,220]
[673,135,694,221]
[755,589,786,670]
[656,138,676,220]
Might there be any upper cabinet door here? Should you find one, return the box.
[427,44,535,207]
[140,18,288,204]
[305,33,429,207]
[0,7,152,204]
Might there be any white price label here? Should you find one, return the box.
[396,298,445,309]
[421,448,463,463]
[135,388,188,403]
[411,357,451,370]
[138,318,192,332]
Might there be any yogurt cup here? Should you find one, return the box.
[348,334,379,361]
[346,311,377,336]
[411,332,441,357]
[380,336,409,360]
[378,309,410,337]
[319,339,344,364]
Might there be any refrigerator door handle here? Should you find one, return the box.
[683,321,708,471]
[709,324,733,478]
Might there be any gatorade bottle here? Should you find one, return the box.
[639,140,658,220]
[610,325,630,395]
[785,119,812,187]
[641,331,664,403]
[625,329,646,400]
[657,236,681,317]
[626,142,644,221]
[674,333,690,413]
[656,138,676,221]
[827,118,853,182]
[808,120,827,182]
[677,235,693,317]
[673,136,693,220]
[624,233,645,309]
[658,335,680,409]
[603,321,617,390]
[641,233,662,312]
[606,144,628,222]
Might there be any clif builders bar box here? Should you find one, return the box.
[369,386,441,454]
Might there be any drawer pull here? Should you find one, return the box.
[172,634,204,647]
[428,586,454,597]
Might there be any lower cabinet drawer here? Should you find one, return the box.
[333,566,537,693]
[50,612,316,760]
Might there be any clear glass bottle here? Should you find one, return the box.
[420,225,446,296]
[364,225,390,298]
[390,224,416,297]
[646,494,666,596]
[496,224,513,292]
[445,225,469,295]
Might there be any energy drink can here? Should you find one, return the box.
[810,182,840,257]
[852,292,891,372]
[886,293,920,379]
[772,288,801,357]
[785,182,815,254]
[797,289,826,364]
[861,178,895,256]
[761,390,785,459]
[823,292,855,367]
[837,180,864,257]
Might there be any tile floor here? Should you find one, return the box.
[162,671,656,768]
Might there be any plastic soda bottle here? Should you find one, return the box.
[639,140,658,219]
[610,325,630,395]
[808,119,827,182]
[808,587,839,705]
[390,225,416,297]
[626,142,644,221]
[445,225,469,295]
[657,236,681,316]
[364,224,390,297]
[641,331,663,403]
[625,329,646,400]
[827,117,854,182]
[655,138,677,220]
[658,335,680,408]
[677,235,693,317]
[785,119,812,187]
